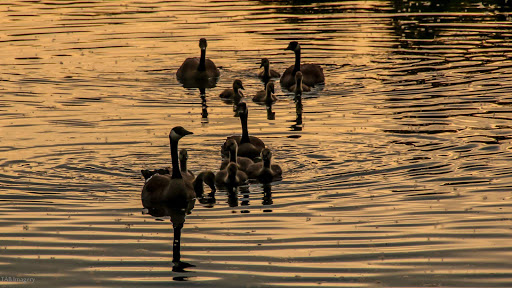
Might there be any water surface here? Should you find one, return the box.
[1,0,512,287]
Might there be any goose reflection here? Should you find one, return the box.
[290,92,303,131]
[262,184,273,207]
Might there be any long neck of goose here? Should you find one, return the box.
[170,139,182,179]
[180,157,187,173]
[198,49,206,71]
[264,64,270,77]
[293,49,301,75]
[193,173,204,197]
[263,157,271,169]
[229,147,238,164]
[240,113,250,144]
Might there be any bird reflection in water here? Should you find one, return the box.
[199,87,209,124]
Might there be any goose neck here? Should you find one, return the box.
[198,49,206,71]
[170,140,182,179]
[293,49,301,75]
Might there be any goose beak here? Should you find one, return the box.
[184,129,194,135]
[259,63,264,68]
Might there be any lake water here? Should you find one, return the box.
[2,0,512,287]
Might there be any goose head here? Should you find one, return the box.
[225,138,238,153]
[199,38,207,50]
[202,171,216,193]
[260,58,269,69]
[233,79,245,91]
[261,148,272,162]
[169,126,193,141]
[285,41,300,52]
[179,149,188,161]
[295,71,303,83]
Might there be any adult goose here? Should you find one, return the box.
[176,38,220,87]
[280,41,324,89]
[140,126,196,272]
[246,148,282,183]
[221,102,265,159]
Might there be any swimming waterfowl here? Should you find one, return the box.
[192,170,216,198]
[246,148,282,183]
[280,41,324,89]
[258,58,280,82]
[176,38,220,83]
[215,162,248,190]
[288,71,311,93]
[140,126,196,271]
[220,79,244,99]
[221,102,265,159]
[253,81,277,105]
[178,149,194,183]
[220,139,254,172]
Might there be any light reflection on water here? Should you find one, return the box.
[1,0,512,287]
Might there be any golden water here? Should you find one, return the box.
[1,0,512,287]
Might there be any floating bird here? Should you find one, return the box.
[258,58,280,83]
[280,41,324,89]
[220,139,254,172]
[176,38,220,87]
[253,81,277,105]
[246,148,282,183]
[140,126,196,272]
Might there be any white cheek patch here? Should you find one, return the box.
[170,130,181,141]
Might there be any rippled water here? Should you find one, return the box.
[2,0,512,287]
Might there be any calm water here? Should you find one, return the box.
[2,0,512,287]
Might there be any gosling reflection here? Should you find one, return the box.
[291,93,303,131]
[199,88,209,123]
[262,184,273,206]
[290,71,305,131]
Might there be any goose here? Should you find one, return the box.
[258,58,280,82]
[220,139,254,172]
[280,41,324,89]
[287,71,311,93]
[192,170,216,198]
[215,162,248,190]
[221,102,265,159]
[253,81,277,105]
[246,148,282,183]
[140,126,196,271]
[220,79,244,99]
[176,38,220,83]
